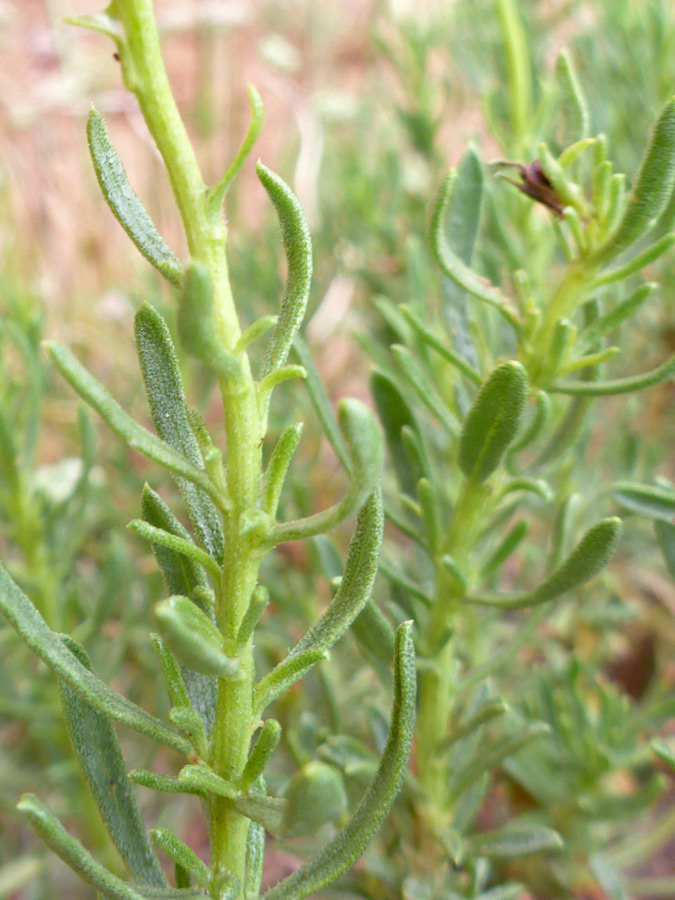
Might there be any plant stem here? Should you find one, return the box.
[115,0,265,887]
[114,0,239,350]
[415,478,492,853]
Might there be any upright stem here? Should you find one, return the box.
[115,0,264,888]
[416,478,492,855]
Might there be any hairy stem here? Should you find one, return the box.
[116,0,263,887]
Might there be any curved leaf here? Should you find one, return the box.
[263,621,416,900]
[87,109,183,286]
[59,636,166,887]
[0,563,190,755]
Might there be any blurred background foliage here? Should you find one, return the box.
[1,1,675,898]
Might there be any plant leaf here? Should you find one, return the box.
[467,822,563,859]
[0,563,190,754]
[293,335,350,470]
[135,303,225,561]
[257,163,312,382]
[594,94,675,264]
[263,621,416,900]
[46,342,223,508]
[59,636,166,887]
[469,517,621,608]
[209,84,264,210]
[128,520,220,580]
[17,795,205,900]
[459,362,528,483]
[611,482,675,521]
[431,170,518,326]
[154,595,239,679]
[252,648,328,718]
[269,407,383,545]
[371,370,419,498]
[241,720,282,792]
[87,109,183,286]
[150,829,209,889]
[286,490,384,661]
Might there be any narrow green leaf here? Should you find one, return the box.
[469,517,621,609]
[258,365,306,404]
[168,707,208,759]
[237,585,270,647]
[257,163,312,381]
[431,171,518,326]
[87,109,183,286]
[66,12,124,46]
[17,796,204,900]
[129,770,206,798]
[550,352,675,395]
[590,233,675,289]
[241,720,282,793]
[580,283,656,349]
[555,50,590,142]
[281,762,348,838]
[252,648,328,718]
[371,370,419,498]
[263,621,416,900]
[269,406,383,545]
[142,489,217,732]
[151,635,191,709]
[379,558,432,605]
[611,482,675,521]
[0,563,190,755]
[440,698,508,750]
[595,95,675,263]
[141,486,209,600]
[537,144,586,211]
[244,817,265,900]
[285,490,384,661]
[128,519,220,580]
[209,84,264,211]
[135,303,225,561]
[47,342,223,508]
[59,636,166,887]
[498,479,552,503]
[351,600,397,672]
[234,316,278,356]
[391,345,458,436]
[293,335,350,470]
[651,738,675,771]
[178,765,238,800]
[155,596,239,679]
[481,520,529,579]
[507,390,551,456]
[467,823,563,859]
[459,362,528,483]
[438,147,485,325]
[261,423,303,517]
[151,829,209,889]
[602,173,627,239]
[235,793,286,836]
[399,306,482,384]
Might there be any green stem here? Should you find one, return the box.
[415,478,492,853]
[115,1,265,888]
[114,0,240,350]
